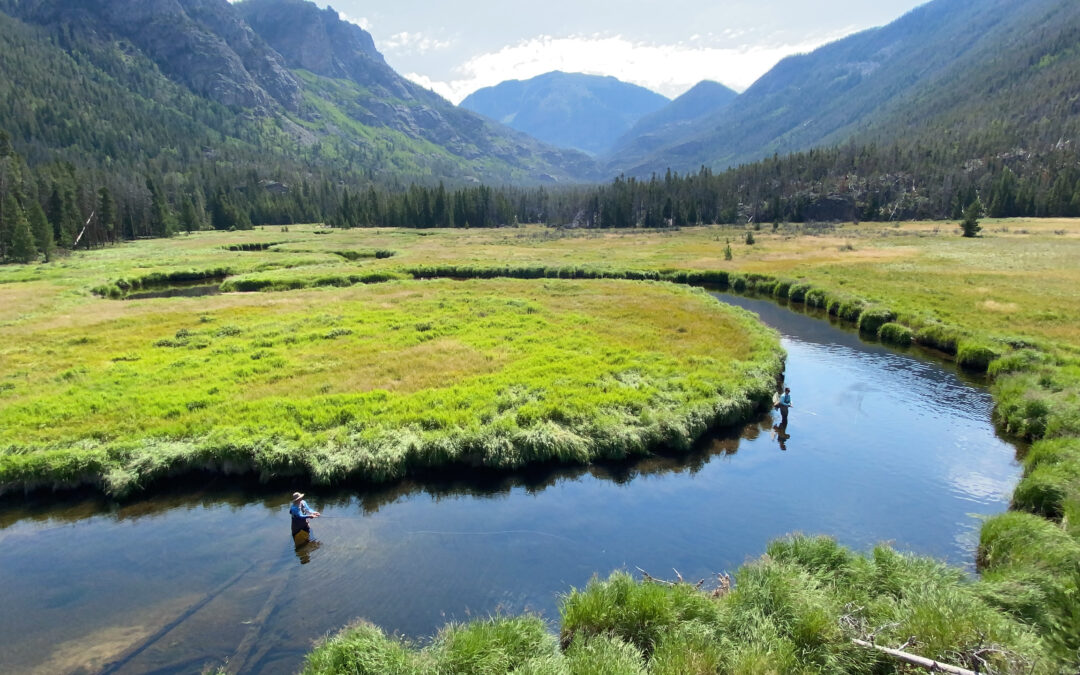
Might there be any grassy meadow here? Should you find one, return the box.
[0,270,782,495]
[4,218,1080,671]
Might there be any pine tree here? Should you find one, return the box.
[47,184,78,248]
[6,196,37,263]
[180,196,200,233]
[365,187,381,226]
[28,201,54,262]
[97,186,116,241]
[0,188,13,260]
[46,185,64,245]
[988,167,1017,218]
[210,190,250,230]
[146,179,173,237]
[62,188,81,246]
[433,183,449,228]
[961,197,983,238]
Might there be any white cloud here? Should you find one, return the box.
[381,31,454,55]
[403,32,852,104]
[337,11,371,31]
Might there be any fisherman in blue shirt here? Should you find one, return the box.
[778,387,792,424]
[290,491,320,544]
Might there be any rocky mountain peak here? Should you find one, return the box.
[8,0,302,111]
[236,0,417,101]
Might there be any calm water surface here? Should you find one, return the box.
[0,293,1022,674]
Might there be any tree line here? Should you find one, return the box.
[4,124,1080,265]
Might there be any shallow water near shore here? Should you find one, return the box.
[0,293,1022,674]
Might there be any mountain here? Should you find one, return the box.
[237,0,600,178]
[0,0,599,184]
[10,0,304,112]
[607,80,737,165]
[460,71,670,156]
[606,0,1080,177]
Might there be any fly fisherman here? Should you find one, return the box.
[777,387,792,424]
[290,491,320,545]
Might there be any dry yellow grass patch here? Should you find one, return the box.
[979,300,1020,313]
[246,337,504,398]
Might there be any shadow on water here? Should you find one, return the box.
[0,420,762,532]
[0,291,1025,675]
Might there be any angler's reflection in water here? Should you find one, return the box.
[295,539,322,565]
[771,423,791,451]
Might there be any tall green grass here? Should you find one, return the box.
[856,306,896,335]
[0,279,782,495]
[877,322,913,347]
[302,536,1052,673]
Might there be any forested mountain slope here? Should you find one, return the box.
[607,80,737,163]
[460,71,670,156]
[607,0,1080,177]
[0,0,599,185]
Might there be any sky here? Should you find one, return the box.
[309,1,928,103]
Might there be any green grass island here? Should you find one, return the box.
[0,250,783,496]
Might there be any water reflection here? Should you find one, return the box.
[0,292,1023,675]
[771,423,791,451]
[294,539,322,565]
[0,422,763,534]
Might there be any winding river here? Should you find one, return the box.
[0,293,1022,674]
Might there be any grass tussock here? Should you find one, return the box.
[877,322,914,347]
[956,340,1002,372]
[1012,438,1080,521]
[787,282,813,303]
[303,536,1054,674]
[856,306,896,335]
[977,510,1080,664]
[300,616,561,675]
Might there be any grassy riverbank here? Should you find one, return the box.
[3,219,1079,671]
[0,277,782,495]
[302,535,1052,674]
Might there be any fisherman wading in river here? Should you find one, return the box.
[777,387,792,424]
[290,491,320,547]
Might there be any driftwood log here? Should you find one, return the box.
[852,639,978,675]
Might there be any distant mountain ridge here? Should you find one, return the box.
[605,0,1080,176]
[606,80,737,164]
[460,71,670,156]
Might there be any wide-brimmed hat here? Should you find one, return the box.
[292,492,304,502]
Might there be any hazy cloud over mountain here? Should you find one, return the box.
[310,0,927,102]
